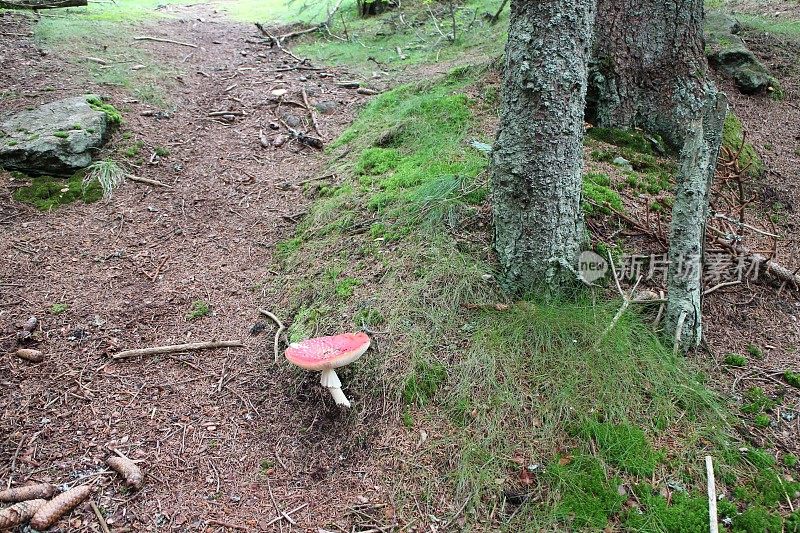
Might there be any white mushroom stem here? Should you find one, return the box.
[320,368,350,408]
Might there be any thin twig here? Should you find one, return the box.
[134,36,197,48]
[127,174,172,188]
[112,340,244,360]
[91,501,111,533]
[259,309,285,364]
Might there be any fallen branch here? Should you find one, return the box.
[208,110,246,117]
[0,0,85,9]
[112,340,244,360]
[259,309,285,364]
[134,36,198,48]
[127,175,172,188]
[301,87,323,138]
[712,237,800,290]
[255,23,304,62]
[261,0,344,44]
[279,119,324,150]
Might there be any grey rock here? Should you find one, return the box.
[705,10,776,94]
[281,113,302,128]
[0,94,113,176]
[314,100,338,115]
[612,156,633,171]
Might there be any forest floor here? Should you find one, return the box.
[1,1,800,531]
[0,5,391,531]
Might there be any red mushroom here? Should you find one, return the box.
[285,332,370,407]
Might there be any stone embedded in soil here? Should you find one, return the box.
[0,94,112,176]
[315,100,338,115]
[705,11,776,94]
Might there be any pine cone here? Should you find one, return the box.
[29,485,92,530]
[0,483,56,503]
[0,499,46,529]
[107,456,144,490]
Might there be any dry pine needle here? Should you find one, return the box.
[29,484,92,530]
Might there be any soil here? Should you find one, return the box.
[701,27,800,456]
[0,6,396,532]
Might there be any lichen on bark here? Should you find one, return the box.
[491,0,596,294]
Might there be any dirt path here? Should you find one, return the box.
[1,7,389,531]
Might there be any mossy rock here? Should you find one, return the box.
[0,94,118,176]
[705,10,777,95]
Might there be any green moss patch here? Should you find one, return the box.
[12,172,103,211]
[586,126,665,155]
[723,112,764,177]
[86,96,122,125]
[577,421,662,476]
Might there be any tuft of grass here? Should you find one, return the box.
[50,303,68,314]
[154,146,170,157]
[725,353,748,367]
[83,159,126,198]
[186,300,211,320]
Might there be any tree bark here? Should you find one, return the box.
[490,0,595,294]
[665,93,727,352]
[588,0,709,148]
[589,0,727,351]
[0,0,86,8]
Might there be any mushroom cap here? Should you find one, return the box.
[285,332,370,371]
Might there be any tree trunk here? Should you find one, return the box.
[0,0,86,8]
[490,0,595,294]
[588,0,709,147]
[589,0,727,351]
[665,93,727,352]
[356,0,393,17]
